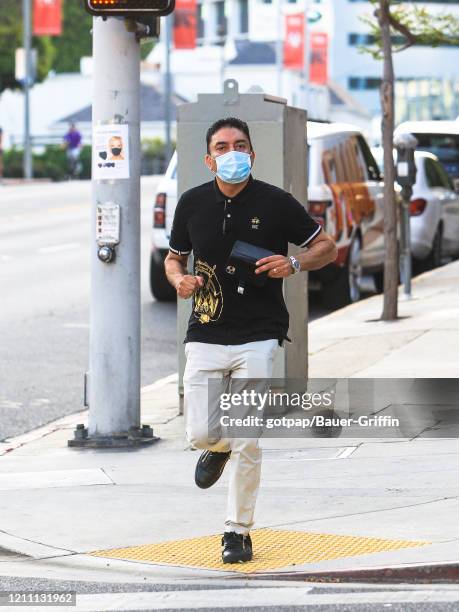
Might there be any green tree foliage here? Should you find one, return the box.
[0,0,156,91]
[359,0,459,59]
[41,2,154,73]
[0,1,22,92]
[0,0,56,93]
[52,1,92,73]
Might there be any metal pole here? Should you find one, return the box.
[70,16,154,448]
[415,79,421,120]
[401,195,412,297]
[303,0,309,103]
[23,0,33,180]
[452,78,458,120]
[164,14,172,167]
[276,0,282,96]
[220,36,225,90]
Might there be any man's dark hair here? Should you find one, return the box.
[206,117,253,154]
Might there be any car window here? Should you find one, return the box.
[322,150,338,184]
[351,138,367,182]
[434,160,454,190]
[425,158,447,188]
[414,133,459,164]
[356,135,382,181]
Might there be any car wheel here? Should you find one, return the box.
[322,237,362,309]
[424,224,443,271]
[150,254,176,302]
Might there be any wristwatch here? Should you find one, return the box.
[289,256,301,275]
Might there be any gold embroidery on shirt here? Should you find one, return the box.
[193,259,223,324]
[251,216,260,230]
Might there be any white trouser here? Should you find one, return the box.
[183,339,278,535]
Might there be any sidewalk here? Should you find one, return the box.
[0,261,458,587]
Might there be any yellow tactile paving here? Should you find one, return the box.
[89,529,430,573]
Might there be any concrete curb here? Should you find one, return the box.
[241,562,459,584]
[0,531,75,560]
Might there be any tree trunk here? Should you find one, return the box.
[378,0,398,320]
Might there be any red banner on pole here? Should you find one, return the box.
[310,32,328,84]
[284,13,305,70]
[33,0,62,37]
[174,0,197,49]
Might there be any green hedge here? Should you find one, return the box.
[3,145,92,181]
[141,138,175,175]
[3,139,172,181]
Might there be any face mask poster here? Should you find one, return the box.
[93,124,130,180]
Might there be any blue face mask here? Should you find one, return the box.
[214,151,252,184]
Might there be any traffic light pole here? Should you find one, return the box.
[69,16,155,448]
[22,0,33,180]
[164,13,173,166]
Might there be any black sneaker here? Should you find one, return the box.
[222,531,253,564]
[194,450,231,489]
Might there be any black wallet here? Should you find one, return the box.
[226,240,275,292]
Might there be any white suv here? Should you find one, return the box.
[150,124,391,306]
[395,120,459,191]
[150,151,178,301]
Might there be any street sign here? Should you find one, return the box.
[15,48,37,85]
[84,0,175,17]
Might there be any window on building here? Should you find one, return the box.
[261,0,273,4]
[240,0,248,33]
[349,77,381,91]
[216,0,227,39]
[197,3,204,40]
[349,33,374,45]
[348,32,459,47]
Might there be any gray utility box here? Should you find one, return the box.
[176,79,309,409]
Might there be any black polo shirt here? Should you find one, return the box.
[169,175,322,345]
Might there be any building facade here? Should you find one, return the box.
[185,0,459,122]
[330,0,459,120]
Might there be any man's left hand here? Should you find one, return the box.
[255,255,293,278]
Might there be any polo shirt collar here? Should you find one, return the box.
[213,174,255,205]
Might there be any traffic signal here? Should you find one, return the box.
[84,0,175,17]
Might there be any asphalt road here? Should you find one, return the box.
[0,575,457,611]
[0,178,176,441]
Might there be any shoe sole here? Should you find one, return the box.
[222,553,253,564]
[195,452,231,489]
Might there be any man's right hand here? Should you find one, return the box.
[175,275,204,299]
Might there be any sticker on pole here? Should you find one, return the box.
[93,124,130,180]
[96,203,120,246]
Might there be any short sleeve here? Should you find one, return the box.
[283,193,322,247]
[169,195,192,255]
